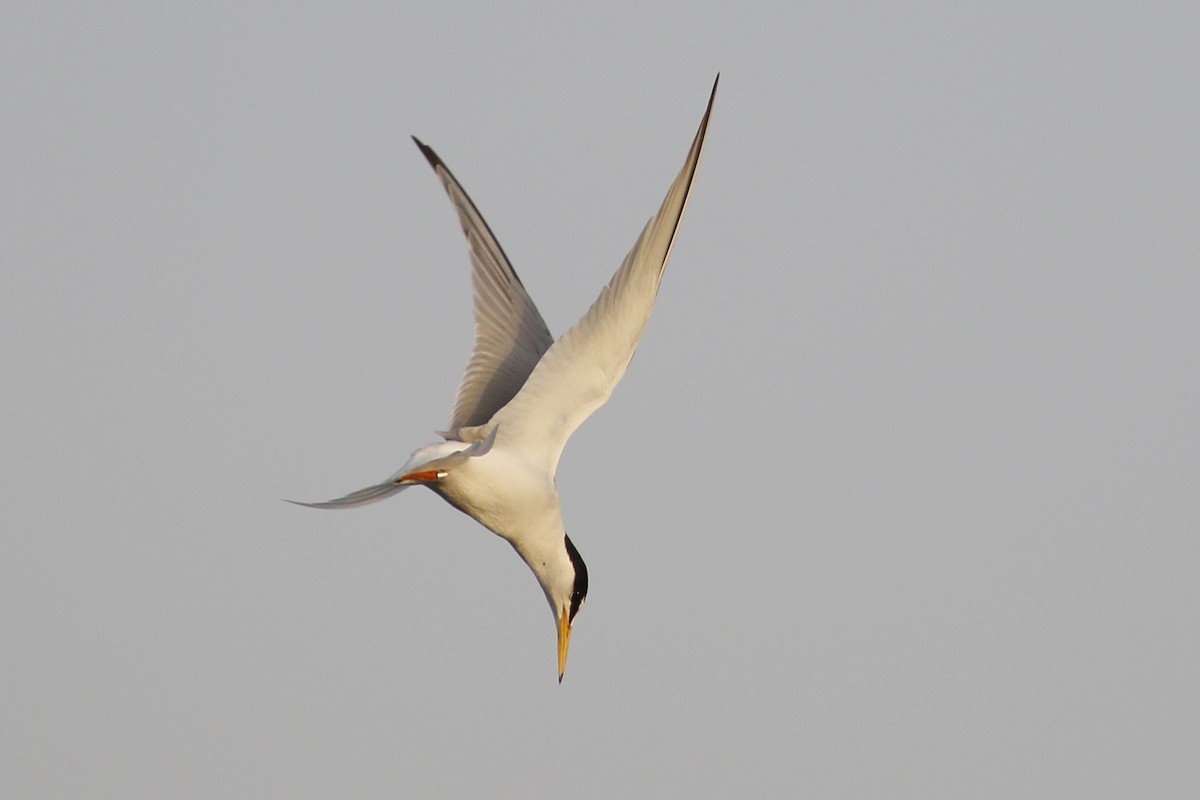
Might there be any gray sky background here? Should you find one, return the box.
[3,2,1197,797]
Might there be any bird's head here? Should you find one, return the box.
[534,533,588,683]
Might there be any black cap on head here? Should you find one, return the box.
[563,534,588,623]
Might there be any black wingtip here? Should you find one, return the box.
[411,135,442,170]
[686,75,718,162]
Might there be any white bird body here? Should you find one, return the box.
[437,449,562,551]
[292,77,717,680]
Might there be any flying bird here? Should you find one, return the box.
[291,77,717,681]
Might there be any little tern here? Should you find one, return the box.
[292,77,716,681]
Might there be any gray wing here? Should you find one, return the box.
[285,482,410,509]
[286,427,497,509]
[488,76,717,475]
[412,138,554,436]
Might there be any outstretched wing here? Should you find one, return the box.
[285,482,411,510]
[286,428,497,509]
[487,76,717,475]
[412,138,555,437]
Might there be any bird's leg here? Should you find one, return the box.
[397,470,447,483]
